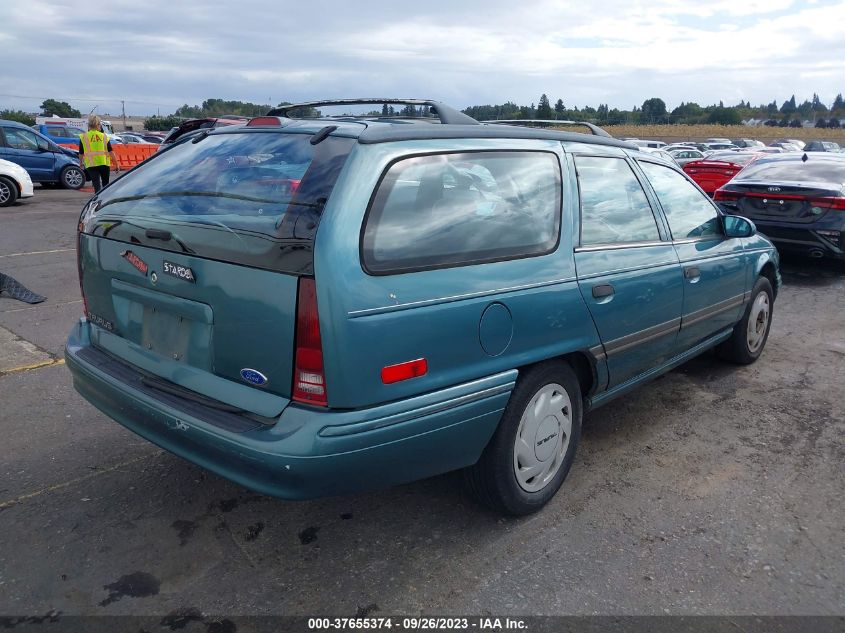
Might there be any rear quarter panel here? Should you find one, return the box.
[314,139,602,409]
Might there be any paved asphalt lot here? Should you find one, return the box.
[0,188,843,618]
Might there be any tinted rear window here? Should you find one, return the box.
[733,158,845,183]
[81,130,354,274]
[361,151,561,274]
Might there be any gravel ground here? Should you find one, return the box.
[0,188,842,619]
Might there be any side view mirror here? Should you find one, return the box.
[723,214,756,238]
[37,139,51,152]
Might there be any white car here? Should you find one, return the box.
[0,158,34,207]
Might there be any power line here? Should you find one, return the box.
[0,94,183,108]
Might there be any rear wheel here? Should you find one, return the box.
[466,361,582,516]
[60,166,85,190]
[0,176,18,207]
[717,276,774,364]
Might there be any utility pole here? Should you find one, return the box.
[121,100,126,131]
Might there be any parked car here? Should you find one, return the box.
[702,142,739,152]
[706,137,731,144]
[639,147,678,164]
[770,141,801,151]
[117,133,157,145]
[731,139,765,149]
[161,116,249,145]
[804,141,841,152]
[65,98,780,516]
[0,157,34,207]
[774,138,805,150]
[0,119,86,189]
[715,153,845,260]
[667,148,706,167]
[32,123,84,146]
[683,151,762,196]
[624,139,667,149]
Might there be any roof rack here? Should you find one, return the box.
[266,99,480,126]
[483,119,613,138]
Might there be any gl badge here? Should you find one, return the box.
[240,368,268,386]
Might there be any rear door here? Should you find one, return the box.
[0,126,56,181]
[572,153,684,388]
[637,160,748,352]
[78,128,355,415]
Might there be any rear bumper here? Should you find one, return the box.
[65,319,513,500]
[754,216,845,259]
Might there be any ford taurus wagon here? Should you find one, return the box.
[66,99,781,515]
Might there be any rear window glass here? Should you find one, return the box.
[82,130,354,274]
[734,158,845,183]
[361,151,561,274]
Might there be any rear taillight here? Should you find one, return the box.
[292,277,327,407]
[76,221,88,316]
[713,189,740,202]
[808,196,845,210]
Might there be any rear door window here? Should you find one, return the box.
[575,156,660,245]
[82,130,354,274]
[639,161,722,239]
[361,151,561,274]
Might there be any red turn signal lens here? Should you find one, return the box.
[381,359,428,384]
[247,116,284,127]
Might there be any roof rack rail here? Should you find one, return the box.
[267,99,480,126]
[483,119,613,138]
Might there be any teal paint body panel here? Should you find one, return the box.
[575,244,683,387]
[65,121,781,503]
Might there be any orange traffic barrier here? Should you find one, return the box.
[58,142,158,170]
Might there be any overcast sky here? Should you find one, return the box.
[3,0,845,117]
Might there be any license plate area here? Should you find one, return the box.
[110,279,213,371]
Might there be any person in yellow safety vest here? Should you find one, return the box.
[78,114,120,192]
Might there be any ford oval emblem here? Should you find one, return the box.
[240,368,268,386]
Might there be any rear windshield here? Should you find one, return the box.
[81,130,354,274]
[702,152,757,165]
[733,158,845,183]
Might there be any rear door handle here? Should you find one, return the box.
[684,267,701,280]
[592,284,615,299]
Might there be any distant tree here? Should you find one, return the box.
[40,99,81,118]
[0,109,36,126]
[537,94,553,119]
[381,103,389,116]
[596,103,609,122]
[788,118,802,128]
[815,118,827,128]
[707,107,741,125]
[780,95,797,114]
[797,99,814,118]
[766,100,778,115]
[641,97,667,123]
[811,93,828,113]
[554,98,564,118]
[143,115,183,131]
[827,117,841,129]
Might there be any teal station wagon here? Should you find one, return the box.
[66,99,780,515]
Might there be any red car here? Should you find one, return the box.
[683,151,762,196]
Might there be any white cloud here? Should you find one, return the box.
[1,0,844,114]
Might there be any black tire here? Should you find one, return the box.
[466,361,582,516]
[717,276,774,364]
[0,176,18,207]
[60,166,85,190]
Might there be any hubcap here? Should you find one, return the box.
[513,382,572,493]
[65,169,84,188]
[746,292,770,354]
[0,182,9,204]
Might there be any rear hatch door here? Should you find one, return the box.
[78,127,355,417]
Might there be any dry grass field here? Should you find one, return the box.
[603,124,845,144]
